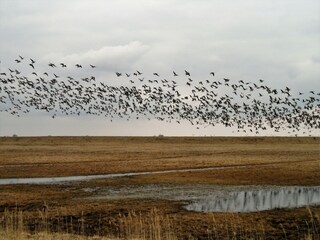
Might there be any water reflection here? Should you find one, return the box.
[185,186,320,212]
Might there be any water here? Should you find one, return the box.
[184,186,320,212]
[0,165,247,185]
[82,184,320,212]
[1,166,319,213]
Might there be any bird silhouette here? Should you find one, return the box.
[1,56,318,136]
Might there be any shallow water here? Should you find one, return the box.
[83,184,320,213]
[1,166,319,213]
[0,165,246,185]
[184,186,320,212]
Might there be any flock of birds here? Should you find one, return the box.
[0,56,319,135]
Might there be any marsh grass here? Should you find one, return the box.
[1,206,319,240]
[117,208,177,240]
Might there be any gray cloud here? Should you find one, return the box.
[0,0,319,136]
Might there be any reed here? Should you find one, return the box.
[117,208,177,240]
[0,206,319,239]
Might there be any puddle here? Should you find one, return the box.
[0,165,247,185]
[1,165,319,213]
[185,186,320,212]
[0,173,147,185]
[82,184,320,213]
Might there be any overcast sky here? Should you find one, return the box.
[0,0,319,136]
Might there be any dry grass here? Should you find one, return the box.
[0,137,319,181]
[0,206,319,240]
[0,137,319,239]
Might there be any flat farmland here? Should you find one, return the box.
[0,136,319,239]
[0,136,319,181]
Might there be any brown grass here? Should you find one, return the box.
[0,137,319,181]
[1,206,319,240]
[0,136,319,239]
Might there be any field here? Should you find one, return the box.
[0,136,319,239]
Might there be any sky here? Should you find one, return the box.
[0,0,319,136]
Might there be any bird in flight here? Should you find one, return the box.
[3,55,319,137]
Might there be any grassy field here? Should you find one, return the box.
[0,136,319,239]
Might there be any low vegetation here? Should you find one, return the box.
[0,137,319,239]
[1,206,319,239]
